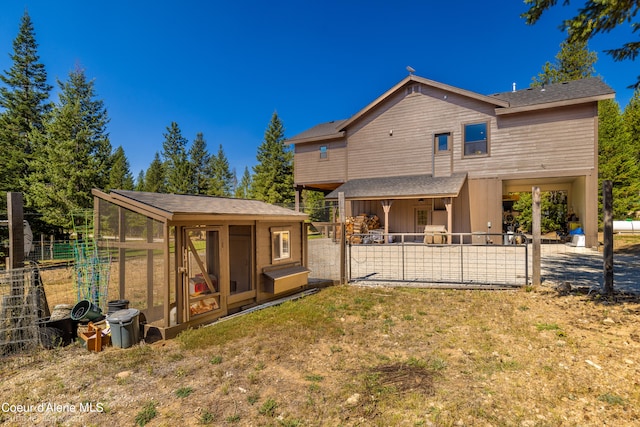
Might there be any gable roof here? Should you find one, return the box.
[490,77,615,115]
[92,189,307,222]
[287,75,615,144]
[325,173,467,200]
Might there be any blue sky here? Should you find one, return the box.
[1,1,637,177]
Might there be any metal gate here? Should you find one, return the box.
[348,232,529,287]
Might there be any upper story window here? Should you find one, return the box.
[272,229,290,261]
[319,145,328,159]
[463,122,488,156]
[435,133,450,153]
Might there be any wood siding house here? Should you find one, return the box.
[92,189,309,339]
[288,75,615,247]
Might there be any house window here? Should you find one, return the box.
[435,133,450,153]
[464,122,488,156]
[319,145,328,159]
[272,229,290,261]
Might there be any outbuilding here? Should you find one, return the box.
[92,189,309,339]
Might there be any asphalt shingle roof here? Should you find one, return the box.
[110,190,306,217]
[490,77,615,108]
[325,173,467,200]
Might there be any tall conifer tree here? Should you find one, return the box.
[24,66,111,229]
[235,166,252,199]
[161,122,193,194]
[189,132,210,194]
[207,144,233,197]
[144,152,166,193]
[108,146,134,190]
[250,112,294,205]
[0,11,52,203]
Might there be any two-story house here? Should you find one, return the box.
[287,74,615,248]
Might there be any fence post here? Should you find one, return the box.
[532,186,541,287]
[603,180,614,295]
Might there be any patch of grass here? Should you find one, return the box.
[598,393,626,405]
[225,414,241,423]
[305,374,324,382]
[258,398,278,417]
[134,401,157,426]
[536,322,561,331]
[199,410,216,424]
[209,355,223,365]
[247,392,260,405]
[175,386,193,398]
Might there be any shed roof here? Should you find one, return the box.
[325,173,467,200]
[93,189,307,222]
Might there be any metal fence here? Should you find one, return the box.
[307,223,343,283]
[1,239,75,268]
[0,266,41,356]
[347,232,529,287]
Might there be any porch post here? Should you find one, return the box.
[445,197,453,244]
[381,200,393,243]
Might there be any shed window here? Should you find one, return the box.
[319,145,328,159]
[464,122,488,156]
[435,133,450,153]
[272,230,290,261]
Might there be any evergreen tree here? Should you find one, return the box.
[135,170,145,191]
[161,122,193,194]
[144,152,166,193]
[23,66,111,229]
[189,132,210,194]
[108,146,134,190]
[532,40,597,87]
[207,144,233,197]
[250,112,294,205]
[302,189,327,222]
[235,166,252,199]
[600,98,640,218]
[0,11,52,202]
[524,1,640,88]
[623,89,640,164]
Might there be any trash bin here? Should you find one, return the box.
[71,300,103,321]
[107,299,129,314]
[107,308,140,348]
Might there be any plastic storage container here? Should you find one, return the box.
[106,308,140,348]
[107,299,129,314]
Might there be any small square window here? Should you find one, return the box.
[464,122,488,156]
[319,145,328,159]
[435,133,450,153]
[273,230,290,261]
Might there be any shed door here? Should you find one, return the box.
[229,225,252,295]
[183,227,224,321]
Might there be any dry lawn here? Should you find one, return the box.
[1,281,639,426]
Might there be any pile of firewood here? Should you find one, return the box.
[346,214,381,243]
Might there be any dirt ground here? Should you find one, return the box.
[0,238,639,426]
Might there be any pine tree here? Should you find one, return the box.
[531,40,597,87]
[302,189,327,221]
[207,144,233,197]
[23,66,111,229]
[250,112,294,205]
[144,152,166,193]
[600,98,640,218]
[161,122,193,194]
[235,166,252,199]
[189,132,210,194]
[135,170,145,191]
[0,11,52,202]
[108,146,134,190]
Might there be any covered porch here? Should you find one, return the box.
[325,173,468,240]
